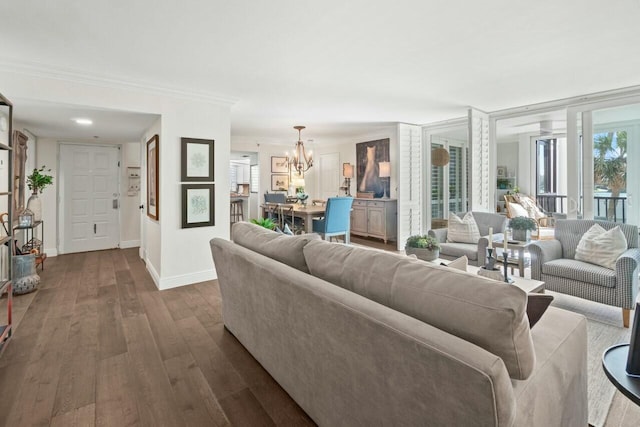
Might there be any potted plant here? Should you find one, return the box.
[405,234,441,261]
[25,166,53,221]
[250,217,277,230]
[509,216,537,242]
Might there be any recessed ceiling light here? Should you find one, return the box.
[73,118,93,125]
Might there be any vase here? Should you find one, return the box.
[405,246,440,262]
[512,229,531,242]
[27,192,42,221]
[12,254,40,295]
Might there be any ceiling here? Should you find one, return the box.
[2,0,640,142]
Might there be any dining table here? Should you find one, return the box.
[261,203,326,233]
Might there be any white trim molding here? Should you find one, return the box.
[0,58,239,107]
[157,270,217,291]
[120,240,140,249]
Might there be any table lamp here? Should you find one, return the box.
[342,163,354,196]
[378,161,390,199]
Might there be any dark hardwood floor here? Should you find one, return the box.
[0,249,314,427]
[1,245,639,426]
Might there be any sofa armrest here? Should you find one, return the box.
[528,240,562,280]
[616,248,640,309]
[428,228,447,243]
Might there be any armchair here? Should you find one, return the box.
[428,212,507,266]
[504,194,556,239]
[529,220,640,327]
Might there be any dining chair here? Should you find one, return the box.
[312,197,354,243]
[264,192,286,204]
[279,204,304,234]
[264,202,281,225]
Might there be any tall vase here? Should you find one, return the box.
[27,192,42,221]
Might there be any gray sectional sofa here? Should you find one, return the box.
[210,222,588,426]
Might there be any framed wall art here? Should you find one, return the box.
[181,137,214,182]
[497,166,507,178]
[271,156,289,173]
[181,183,215,228]
[271,174,289,191]
[356,138,390,198]
[146,134,159,220]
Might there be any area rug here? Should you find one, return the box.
[549,291,632,427]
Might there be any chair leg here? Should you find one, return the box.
[623,308,631,328]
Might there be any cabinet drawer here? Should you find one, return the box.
[367,201,385,208]
[353,200,368,207]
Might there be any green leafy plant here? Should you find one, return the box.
[509,216,537,231]
[250,217,277,230]
[405,234,440,250]
[26,166,53,194]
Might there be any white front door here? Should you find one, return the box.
[60,144,120,254]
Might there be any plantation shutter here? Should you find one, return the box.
[468,108,491,211]
[397,123,422,250]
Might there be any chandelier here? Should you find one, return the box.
[288,125,313,174]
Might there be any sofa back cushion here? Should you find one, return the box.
[556,220,639,259]
[303,240,535,380]
[231,222,320,273]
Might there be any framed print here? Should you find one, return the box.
[271,156,289,173]
[182,183,215,228]
[181,137,214,181]
[146,134,159,220]
[497,166,507,178]
[271,174,289,191]
[356,138,390,198]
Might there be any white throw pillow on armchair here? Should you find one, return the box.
[447,213,481,243]
[575,224,627,270]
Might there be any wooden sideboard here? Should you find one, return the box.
[351,198,397,243]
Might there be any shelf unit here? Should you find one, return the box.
[496,176,517,214]
[0,92,13,356]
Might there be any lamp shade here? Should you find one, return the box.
[343,163,354,178]
[292,177,305,188]
[432,147,450,166]
[378,161,391,178]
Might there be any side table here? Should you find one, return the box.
[602,344,640,406]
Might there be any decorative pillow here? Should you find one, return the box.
[526,294,554,328]
[447,255,468,271]
[575,224,627,270]
[447,213,480,243]
[508,202,531,219]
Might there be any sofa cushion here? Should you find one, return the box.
[439,242,479,261]
[447,212,481,243]
[575,224,627,270]
[231,222,320,273]
[542,258,617,288]
[303,240,535,380]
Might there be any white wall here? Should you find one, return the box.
[3,70,232,289]
[497,141,519,181]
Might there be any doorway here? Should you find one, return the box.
[59,143,121,254]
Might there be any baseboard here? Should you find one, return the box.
[158,269,217,290]
[43,247,58,257]
[120,240,140,249]
[145,259,161,289]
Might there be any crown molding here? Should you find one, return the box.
[0,59,239,106]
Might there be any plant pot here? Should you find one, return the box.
[27,192,42,222]
[405,246,440,262]
[12,254,40,295]
[512,228,531,242]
